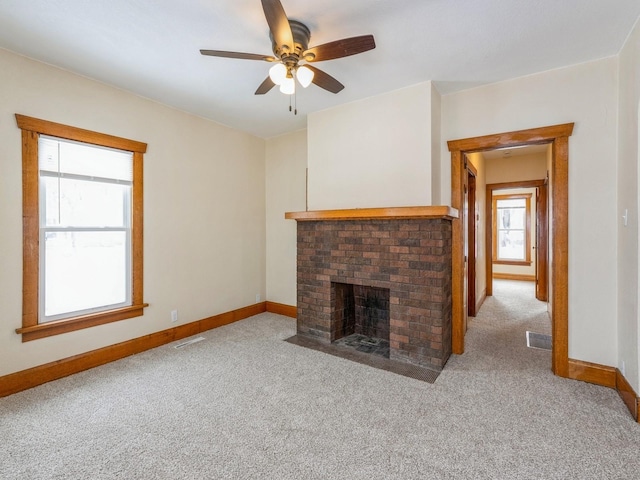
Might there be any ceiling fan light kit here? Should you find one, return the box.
[268,64,314,94]
[200,0,376,106]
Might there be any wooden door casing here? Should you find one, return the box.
[448,122,573,378]
[536,183,549,302]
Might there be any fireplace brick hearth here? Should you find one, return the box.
[288,208,455,370]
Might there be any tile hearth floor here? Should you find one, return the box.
[284,334,441,384]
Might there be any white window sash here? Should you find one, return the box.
[38,155,133,323]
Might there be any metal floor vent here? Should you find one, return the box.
[174,336,206,349]
[526,331,552,351]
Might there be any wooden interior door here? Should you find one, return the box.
[535,184,549,301]
[462,161,469,333]
[467,167,477,317]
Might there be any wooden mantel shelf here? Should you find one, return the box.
[285,206,458,221]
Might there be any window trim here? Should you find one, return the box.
[16,114,148,342]
[492,193,532,266]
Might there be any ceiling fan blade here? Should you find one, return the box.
[305,65,344,94]
[200,50,276,62]
[255,77,276,95]
[261,0,294,51]
[303,35,376,62]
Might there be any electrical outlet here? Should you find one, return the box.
[255,294,261,303]
[171,309,178,323]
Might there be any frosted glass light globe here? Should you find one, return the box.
[296,65,314,88]
[279,76,295,95]
[268,63,287,85]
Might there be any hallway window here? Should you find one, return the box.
[492,194,531,265]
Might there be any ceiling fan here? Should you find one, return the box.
[200,0,376,96]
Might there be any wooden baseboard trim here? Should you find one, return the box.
[266,301,297,318]
[475,289,487,313]
[0,302,267,398]
[492,273,536,282]
[616,369,640,422]
[567,358,616,388]
[6,302,637,422]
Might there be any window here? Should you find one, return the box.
[16,114,148,341]
[492,193,532,265]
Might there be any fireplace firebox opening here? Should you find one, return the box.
[332,282,390,358]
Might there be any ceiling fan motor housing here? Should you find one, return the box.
[270,20,311,63]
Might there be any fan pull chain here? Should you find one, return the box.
[287,91,298,115]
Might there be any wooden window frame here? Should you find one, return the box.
[15,114,148,342]
[492,193,532,266]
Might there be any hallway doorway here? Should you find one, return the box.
[465,147,550,357]
[447,123,574,377]
[485,178,548,302]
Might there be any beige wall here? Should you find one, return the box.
[485,153,547,184]
[0,49,266,376]
[265,130,307,306]
[442,57,619,366]
[431,83,443,204]
[617,18,640,392]
[307,82,434,210]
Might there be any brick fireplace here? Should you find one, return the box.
[286,207,457,370]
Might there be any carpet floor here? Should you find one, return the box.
[1,280,638,479]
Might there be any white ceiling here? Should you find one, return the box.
[482,144,549,160]
[1,0,639,139]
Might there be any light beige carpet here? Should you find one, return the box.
[1,280,638,479]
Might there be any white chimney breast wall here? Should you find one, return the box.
[307,82,434,210]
